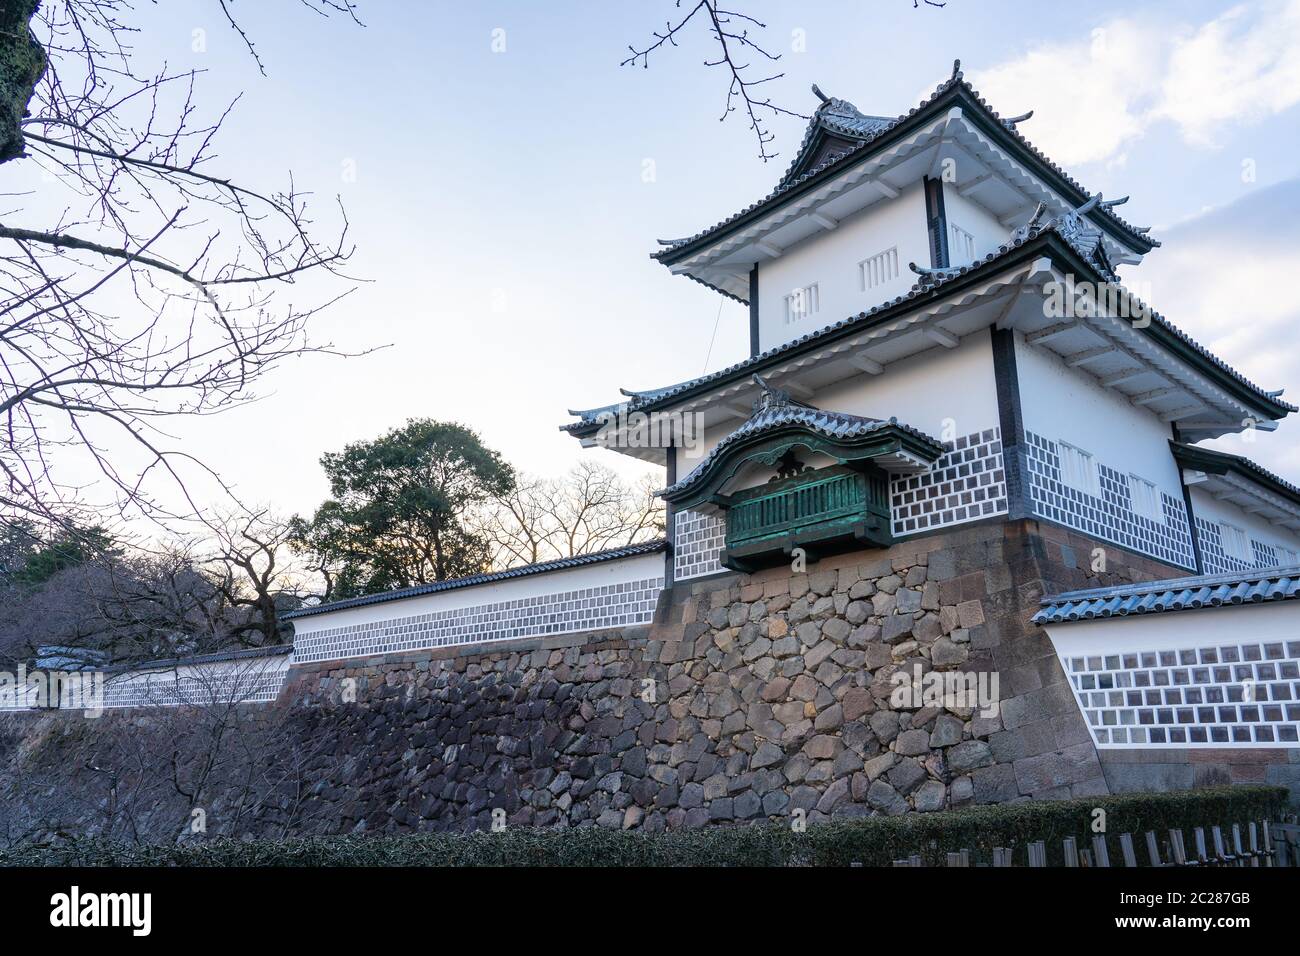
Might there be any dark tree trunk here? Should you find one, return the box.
[0,0,46,164]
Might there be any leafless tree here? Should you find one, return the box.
[202,507,322,648]
[624,0,945,160]
[0,0,367,539]
[476,462,664,568]
[0,540,228,667]
[0,654,342,846]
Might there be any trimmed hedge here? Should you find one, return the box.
[1,786,1287,867]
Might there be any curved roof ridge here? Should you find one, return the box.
[660,401,943,500]
[655,66,1157,262]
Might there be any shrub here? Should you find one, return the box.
[0,785,1286,867]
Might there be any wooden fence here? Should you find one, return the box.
[883,819,1300,867]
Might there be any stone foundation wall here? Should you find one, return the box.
[3,518,1295,841]
[262,519,1202,831]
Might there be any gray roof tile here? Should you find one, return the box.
[1033,566,1300,625]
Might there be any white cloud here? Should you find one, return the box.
[969,20,1158,165]
[1157,1,1300,147]
[969,1,1300,165]
[1131,178,1300,476]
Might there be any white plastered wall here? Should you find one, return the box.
[1015,331,1183,497]
[671,334,1000,483]
[1188,486,1300,559]
[756,181,929,352]
[940,184,1010,266]
[1042,601,1300,749]
[290,550,666,638]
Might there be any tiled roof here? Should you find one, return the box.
[653,65,1156,264]
[1171,441,1300,506]
[104,642,293,674]
[1033,566,1300,625]
[778,94,893,187]
[564,222,1293,435]
[281,539,668,621]
[660,401,942,499]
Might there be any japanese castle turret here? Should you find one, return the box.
[564,60,1300,585]
[561,61,1300,776]
[269,63,1300,829]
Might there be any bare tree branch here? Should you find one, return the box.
[1,1,373,541]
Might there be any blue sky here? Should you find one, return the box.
[46,0,1300,516]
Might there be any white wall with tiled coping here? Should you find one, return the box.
[290,549,665,665]
[0,551,667,711]
[99,654,293,709]
[0,654,292,712]
[1188,485,1300,575]
[1043,601,1300,749]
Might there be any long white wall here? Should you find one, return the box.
[1044,601,1300,749]
[100,654,292,709]
[756,181,929,352]
[290,551,665,664]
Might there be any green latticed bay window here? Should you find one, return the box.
[720,465,891,572]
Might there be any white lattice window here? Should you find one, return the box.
[948,223,976,264]
[858,247,898,290]
[784,284,819,324]
[1127,474,1164,524]
[1280,547,1299,567]
[1058,442,1100,496]
[1220,523,1252,561]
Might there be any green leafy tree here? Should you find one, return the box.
[291,420,515,599]
[1,523,114,588]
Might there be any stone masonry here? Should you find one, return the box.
[272,518,1192,832]
[6,517,1294,840]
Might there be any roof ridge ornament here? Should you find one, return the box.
[811,83,829,104]
[1008,201,1051,244]
[1002,110,1033,126]
[907,260,964,288]
[950,59,962,81]
[751,373,796,412]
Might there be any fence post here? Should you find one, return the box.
[1145,831,1167,867]
[1062,836,1079,867]
[1168,829,1192,866]
[1091,833,1110,868]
